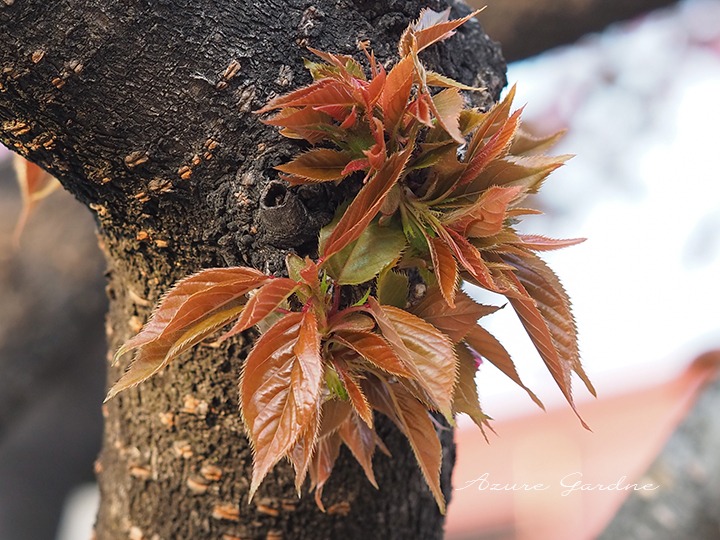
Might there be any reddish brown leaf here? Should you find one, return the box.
[262,106,332,129]
[328,311,376,333]
[514,234,586,252]
[338,413,381,488]
[240,313,322,498]
[317,399,353,439]
[309,431,342,511]
[503,252,595,398]
[399,8,483,56]
[428,236,458,308]
[463,324,544,410]
[265,79,357,110]
[453,154,569,201]
[363,64,386,108]
[510,127,565,156]
[502,270,590,429]
[333,330,413,379]
[465,85,516,159]
[425,70,482,91]
[333,359,373,428]
[256,79,331,113]
[381,55,414,136]
[460,108,523,186]
[341,158,370,176]
[292,311,325,426]
[428,87,464,144]
[453,344,494,439]
[288,407,320,493]
[445,186,522,238]
[387,383,446,513]
[435,226,499,293]
[412,287,498,343]
[119,267,269,355]
[275,148,355,182]
[106,268,272,400]
[367,298,457,421]
[220,277,297,341]
[364,117,387,170]
[106,302,247,401]
[322,147,412,259]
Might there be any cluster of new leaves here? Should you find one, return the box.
[108,8,594,513]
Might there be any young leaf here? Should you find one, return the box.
[117,267,269,357]
[376,268,409,309]
[322,147,412,259]
[399,8,483,57]
[453,344,494,439]
[317,398,353,439]
[428,87,465,144]
[333,330,414,380]
[220,277,298,341]
[331,355,374,428]
[465,85,517,159]
[510,127,565,156]
[275,148,355,182]
[459,108,523,186]
[338,413,381,488]
[463,324,544,410]
[288,407,321,494]
[106,302,247,401]
[240,312,322,499]
[292,310,325,427]
[435,226,499,293]
[367,298,457,421]
[386,382,446,513]
[412,287,498,343]
[503,252,595,398]
[444,185,523,238]
[320,219,406,285]
[328,311,376,333]
[513,234,586,252]
[309,431,342,511]
[502,270,590,429]
[256,79,332,113]
[381,54,414,136]
[426,70,483,91]
[427,236,458,308]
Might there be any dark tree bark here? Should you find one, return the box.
[468,0,678,61]
[0,1,505,539]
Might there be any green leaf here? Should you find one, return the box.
[377,268,409,308]
[320,219,406,285]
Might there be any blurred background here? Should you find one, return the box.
[1,0,719,538]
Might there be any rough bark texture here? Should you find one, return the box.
[600,359,720,540]
[468,0,678,61]
[1,1,505,539]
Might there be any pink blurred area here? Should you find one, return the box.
[446,354,720,540]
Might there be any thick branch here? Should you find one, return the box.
[1,1,506,539]
[471,0,678,61]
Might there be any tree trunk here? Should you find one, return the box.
[0,1,505,538]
